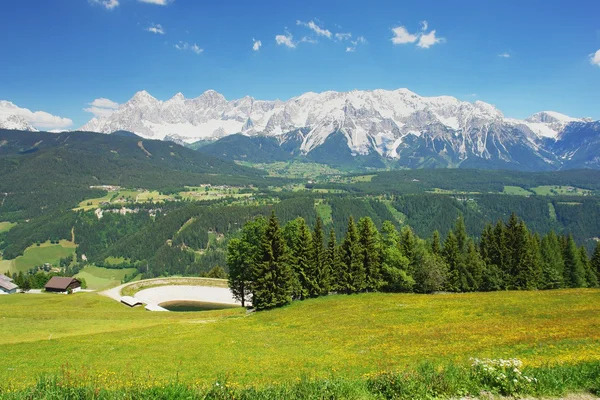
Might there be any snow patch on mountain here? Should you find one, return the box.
[80,88,593,164]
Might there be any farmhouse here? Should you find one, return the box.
[44,277,81,294]
[0,274,18,295]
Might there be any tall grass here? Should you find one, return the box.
[2,361,599,399]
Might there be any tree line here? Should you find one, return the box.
[228,212,600,310]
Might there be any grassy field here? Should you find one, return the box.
[1,241,76,274]
[503,186,533,196]
[75,265,138,290]
[0,289,599,389]
[0,221,16,233]
[531,185,593,196]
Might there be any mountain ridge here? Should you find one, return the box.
[79,88,599,171]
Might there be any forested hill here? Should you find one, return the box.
[0,129,268,220]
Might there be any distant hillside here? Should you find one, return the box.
[0,129,266,220]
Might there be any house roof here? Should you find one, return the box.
[0,274,13,282]
[44,276,80,290]
[0,279,18,291]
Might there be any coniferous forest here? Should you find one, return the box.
[229,212,600,310]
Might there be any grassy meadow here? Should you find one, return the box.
[0,221,16,233]
[0,289,599,391]
[0,240,76,274]
[75,265,138,290]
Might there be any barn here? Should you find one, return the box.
[0,274,18,295]
[44,277,82,294]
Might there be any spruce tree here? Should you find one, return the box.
[540,231,565,289]
[381,221,412,292]
[592,241,600,284]
[312,216,329,296]
[454,215,468,253]
[340,216,364,294]
[252,211,294,310]
[431,230,442,256]
[358,217,383,292]
[443,231,462,292]
[293,218,316,299]
[463,239,484,291]
[563,235,586,288]
[399,226,417,275]
[325,228,342,292]
[580,246,598,288]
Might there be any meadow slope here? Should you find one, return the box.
[0,289,599,387]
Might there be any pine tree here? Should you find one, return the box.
[312,216,329,296]
[252,211,294,310]
[381,221,413,292]
[563,235,586,288]
[463,239,484,291]
[399,226,417,275]
[227,217,267,308]
[443,231,462,292]
[431,230,442,256]
[325,228,342,292]
[454,215,468,253]
[580,246,598,288]
[340,217,364,294]
[292,218,316,299]
[592,241,600,284]
[540,231,565,289]
[358,217,383,292]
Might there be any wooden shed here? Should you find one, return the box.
[44,277,81,294]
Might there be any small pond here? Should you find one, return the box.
[159,300,240,312]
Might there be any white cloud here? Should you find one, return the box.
[299,36,317,44]
[84,98,120,118]
[0,100,73,129]
[175,41,203,54]
[252,38,262,51]
[417,30,444,48]
[391,26,419,44]
[90,0,119,10]
[589,49,600,66]
[275,33,296,48]
[191,44,202,54]
[392,23,445,49]
[498,52,511,58]
[346,36,367,52]
[297,20,332,39]
[335,32,352,41]
[146,23,165,35]
[138,0,172,4]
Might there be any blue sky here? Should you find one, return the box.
[0,0,599,129]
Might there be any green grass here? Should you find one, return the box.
[0,221,16,233]
[503,186,533,196]
[315,201,333,225]
[382,200,407,225]
[0,289,599,388]
[5,241,76,274]
[75,265,138,290]
[531,185,593,196]
[549,202,557,221]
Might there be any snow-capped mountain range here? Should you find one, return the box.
[79,88,597,170]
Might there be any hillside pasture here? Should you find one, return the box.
[6,241,76,274]
[531,185,592,196]
[0,221,16,233]
[503,186,533,196]
[0,289,598,388]
[75,265,138,290]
